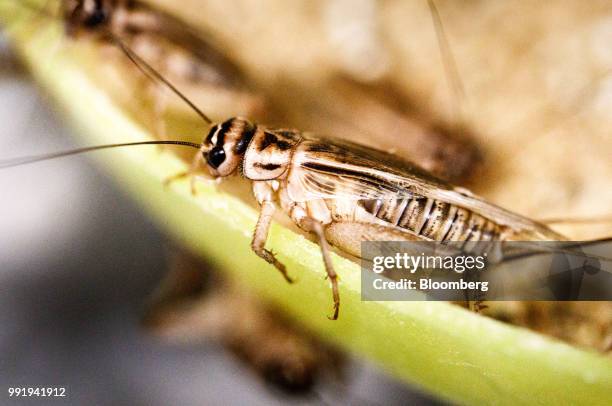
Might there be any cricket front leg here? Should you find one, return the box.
[251,200,294,283]
[163,147,207,195]
[300,217,340,320]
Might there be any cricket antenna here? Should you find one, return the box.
[427,0,466,124]
[109,35,214,125]
[540,216,612,225]
[0,140,201,169]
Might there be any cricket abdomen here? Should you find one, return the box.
[358,197,504,242]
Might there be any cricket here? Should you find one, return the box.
[2,0,610,320]
[60,0,266,122]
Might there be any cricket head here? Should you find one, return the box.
[203,117,256,178]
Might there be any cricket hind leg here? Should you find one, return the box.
[300,217,340,321]
[325,221,488,318]
[251,200,294,284]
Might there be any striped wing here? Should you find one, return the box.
[291,135,447,200]
[290,135,560,236]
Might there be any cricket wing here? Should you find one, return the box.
[289,136,447,201]
[289,136,562,237]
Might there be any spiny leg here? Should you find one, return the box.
[251,200,294,283]
[301,217,339,321]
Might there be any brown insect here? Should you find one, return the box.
[58,0,266,128]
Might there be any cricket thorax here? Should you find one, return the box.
[242,128,302,181]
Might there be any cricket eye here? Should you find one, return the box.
[207,147,226,169]
[84,8,107,27]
